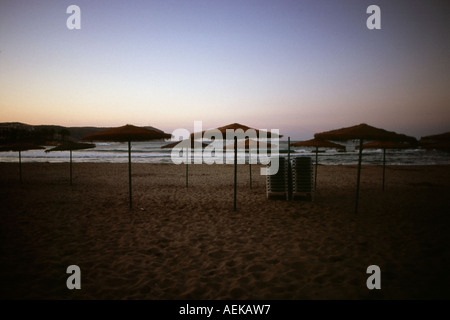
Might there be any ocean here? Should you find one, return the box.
[0,140,449,166]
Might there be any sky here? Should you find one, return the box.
[0,0,449,140]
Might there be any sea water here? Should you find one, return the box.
[0,140,449,166]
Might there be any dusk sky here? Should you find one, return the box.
[1,0,449,140]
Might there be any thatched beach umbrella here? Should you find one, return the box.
[357,141,415,191]
[82,124,171,209]
[290,138,345,190]
[161,139,208,188]
[191,122,282,140]
[45,141,95,186]
[315,123,416,213]
[0,142,44,184]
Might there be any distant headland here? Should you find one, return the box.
[0,122,165,145]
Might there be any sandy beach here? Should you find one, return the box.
[1,162,449,300]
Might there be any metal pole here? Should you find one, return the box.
[249,150,252,189]
[382,148,386,191]
[355,139,363,213]
[234,136,237,211]
[128,140,132,210]
[186,147,189,188]
[70,150,73,186]
[287,137,292,200]
[19,150,22,184]
[315,147,318,191]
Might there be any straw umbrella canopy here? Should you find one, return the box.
[0,142,45,183]
[356,141,415,191]
[161,139,208,188]
[190,122,282,140]
[45,141,96,186]
[314,123,416,213]
[82,124,171,209]
[290,138,346,190]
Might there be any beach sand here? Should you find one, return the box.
[0,162,449,300]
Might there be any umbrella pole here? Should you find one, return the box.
[287,137,292,201]
[249,150,252,190]
[315,147,318,191]
[382,148,386,191]
[234,137,237,211]
[19,150,22,184]
[70,150,73,186]
[186,148,189,188]
[128,140,132,210]
[355,139,363,213]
